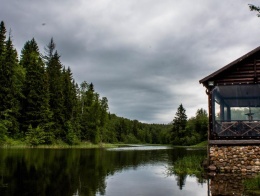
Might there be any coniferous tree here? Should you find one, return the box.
[45,39,65,139]
[79,81,89,140]
[72,81,82,138]
[0,21,7,139]
[0,21,7,114]
[62,67,74,122]
[20,39,51,133]
[99,97,109,142]
[62,67,80,144]
[89,93,101,143]
[0,34,22,137]
[171,104,187,145]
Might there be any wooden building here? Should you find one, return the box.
[200,46,260,145]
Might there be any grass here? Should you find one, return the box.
[192,141,208,147]
[0,138,121,149]
[243,175,260,195]
[170,154,206,176]
[0,138,208,149]
[172,141,208,148]
[244,175,260,190]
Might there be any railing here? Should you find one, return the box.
[212,120,260,139]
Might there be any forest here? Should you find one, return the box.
[0,21,208,146]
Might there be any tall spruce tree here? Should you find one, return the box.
[0,21,7,113]
[62,67,80,143]
[0,21,6,56]
[44,39,65,139]
[171,104,187,145]
[99,97,109,142]
[62,67,74,122]
[0,33,22,137]
[20,39,51,133]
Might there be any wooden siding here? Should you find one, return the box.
[213,58,260,85]
[200,46,260,88]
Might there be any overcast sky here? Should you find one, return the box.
[1,0,260,124]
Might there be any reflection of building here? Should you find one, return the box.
[200,46,260,173]
[208,173,257,196]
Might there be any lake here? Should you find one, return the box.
[0,145,248,196]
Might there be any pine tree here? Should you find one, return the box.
[0,34,23,137]
[88,93,101,143]
[171,104,187,145]
[0,21,6,56]
[20,39,51,133]
[44,39,65,139]
[0,21,7,112]
[62,67,74,122]
[99,97,109,142]
[62,67,80,143]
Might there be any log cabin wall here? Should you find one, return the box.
[200,46,260,173]
[200,46,260,144]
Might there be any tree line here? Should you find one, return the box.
[0,21,208,146]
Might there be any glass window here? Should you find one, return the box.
[211,85,260,137]
[212,84,260,122]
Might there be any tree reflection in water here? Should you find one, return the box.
[0,147,208,196]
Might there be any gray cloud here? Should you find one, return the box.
[1,0,260,123]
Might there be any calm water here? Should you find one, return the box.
[0,146,208,196]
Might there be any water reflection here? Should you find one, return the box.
[107,145,171,151]
[0,147,208,196]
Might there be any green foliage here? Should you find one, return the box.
[0,32,22,136]
[171,106,208,146]
[20,39,51,132]
[25,125,46,146]
[46,50,65,137]
[244,174,260,190]
[65,121,80,145]
[249,4,260,17]
[171,154,206,176]
[171,104,188,145]
[123,133,141,144]
[0,120,9,145]
[0,20,209,146]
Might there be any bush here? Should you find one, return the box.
[65,121,80,145]
[171,155,206,176]
[123,133,140,144]
[0,119,12,145]
[25,125,46,146]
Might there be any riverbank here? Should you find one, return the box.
[0,138,208,149]
[0,139,121,149]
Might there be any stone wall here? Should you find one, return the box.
[209,145,260,173]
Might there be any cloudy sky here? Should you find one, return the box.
[1,0,260,124]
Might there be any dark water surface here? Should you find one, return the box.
[0,146,208,196]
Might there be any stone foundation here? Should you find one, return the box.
[209,145,260,173]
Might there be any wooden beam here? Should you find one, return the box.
[209,140,260,145]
